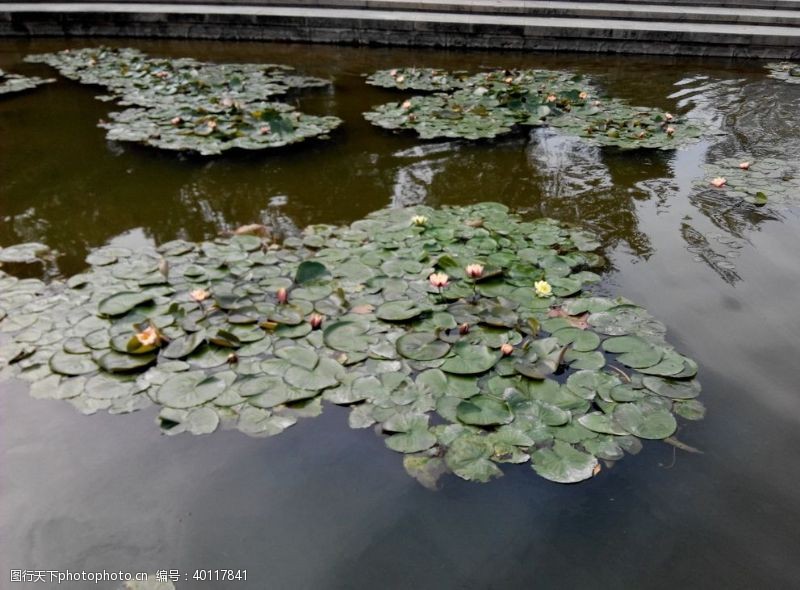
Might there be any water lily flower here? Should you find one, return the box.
[429,272,449,289]
[711,177,727,188]
[277,287,289,304]
[396,75,405,83]
[411,215,428,226]
[259,126,271,135]
[579,91,589,100]
[666,126,675,135]
[190,288,210,302]
[309,313,324,330]
[465,263,484,279]
[592,100,602,107]
[401,100,412,110]
[739,161,751,170]
[135,325,160,347]
[546,94,557,103]
[459,323,471,335]
[501,343,514,356]
[170,116,182,125]
[665,112,674,121]
[207,119,217,130]
[534,280,553,298]
[504,76,514,83]
[389,69,398,77]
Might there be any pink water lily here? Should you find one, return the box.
[309,313,324,330]
[465,263,484,279]
[739,161,751,170]
[170,116,182,125]
[666,126,675,135]
[277,287,289,304]
[135,325,160,347]
[665,112,674,121]
[401,100,412,110]
[501,343,514,356]
[711,177,727,188]
[429,272,449,289]
[459,323,471,335]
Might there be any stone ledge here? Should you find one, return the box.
[2,3,799,58]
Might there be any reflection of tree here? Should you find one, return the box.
[660,75,799,284]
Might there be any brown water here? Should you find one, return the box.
[1,38,800,590]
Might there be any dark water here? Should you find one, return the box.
[1,39,800,590]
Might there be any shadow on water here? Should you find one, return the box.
[2,38,800,590]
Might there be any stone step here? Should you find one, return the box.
[17,0,800,10]
[58,0,800,25]
[2,2,799,58]
[110,0,800,26]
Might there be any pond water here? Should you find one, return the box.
[1,38,800,589]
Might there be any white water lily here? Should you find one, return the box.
[411,215,428,226]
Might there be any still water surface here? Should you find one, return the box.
[1,39,799,589]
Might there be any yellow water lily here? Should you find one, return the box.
[534,280,552,298]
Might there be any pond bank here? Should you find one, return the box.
[1,1,800,58]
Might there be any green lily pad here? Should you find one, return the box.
[531,440,598,484]
[97,291,154,316]
[456,395,513,426]
[445,435,503,482]
[442,342,500,375]
[614,403,677,439]
[156,372,226,408]
[396,332,450,361]
[49,351,99,376]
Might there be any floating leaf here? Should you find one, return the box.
[156,372,226,408]
[456,395,513,426]
[442,343,500,375]
[531,440,598,484]
[445,435,503,482]
[614,403,677,439]
[396,332,450,361]
[97,291,154,316]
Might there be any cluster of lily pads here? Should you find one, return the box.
[0,204,703,485]
[699,156,800,207]
[766,62,800,84]
[25,47,342,155]
[364,67,703,149]
[0,68,54,96]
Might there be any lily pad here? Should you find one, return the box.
[441,343,499,375]
[531,440,598,484]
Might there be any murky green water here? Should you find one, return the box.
[2,39,800,589]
